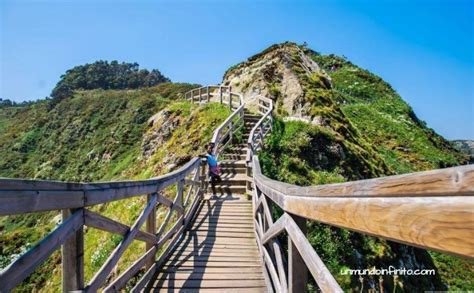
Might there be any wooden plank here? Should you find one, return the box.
[191,222,254,229]
[132,225,185,291]
[83,210,158,244]
[160,266,264,274]
[151,279,266,289]
[145,193,157,269]
[169,255,259,262]
[184,235,256,244]
[0,209,84,292]
[156,272,264,280]
[189,227,255,233]
[0,178,83,190]
[163,261,262,267]
[0,190,84,216]
[156,287,268,293]
[190,231,255,238]
[171,251,259,258]
[294,164,474,198]
[261,215,287,244]
[62,209,84,291]
[84,158,200,206]
[285,214,342,293]
[254,221,282,293]
[284,195,474,258]
[252,156,474,259]
[184,191,202,228]
[288,214,307,293]
[103,244,157,292]
[157,192,173,207]
[86,193,157,292]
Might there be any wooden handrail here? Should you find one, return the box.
[251,154,474,292]
[186,85,245,158]
[253,156,474,258]
[0,157,201,216]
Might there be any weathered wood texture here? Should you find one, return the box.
[0,209,84,292]
[0,158,200,216]
[146,197,267,292]
[253,156,474,259]
[62,209,84,292]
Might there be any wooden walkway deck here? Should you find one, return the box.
[145,194,267,292]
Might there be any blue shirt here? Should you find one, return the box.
[206,154,218,167]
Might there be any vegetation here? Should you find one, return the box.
[51,61,170,100]
[0,83,230,292]
[309,52,466,172]
[256,43,471,291]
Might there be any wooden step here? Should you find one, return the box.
[219,160,246,168]
[150,279,267,289]
[217,173,249,181]
[222,154,247,160]
[160,266,264,276]
[156,272,264,281]
[168,255,260,263]
[150,287,267,292]
[178,236,256,245]
[171,250,259,258]
[208,185,246,194]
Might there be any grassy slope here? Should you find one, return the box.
[259,45,471,291]
[309,53,473,290]
[0,83,231,292]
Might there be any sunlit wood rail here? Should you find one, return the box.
[246,95,474,292]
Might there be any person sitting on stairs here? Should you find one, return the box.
[200,143,222,196]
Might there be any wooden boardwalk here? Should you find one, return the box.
[145,195,267,292]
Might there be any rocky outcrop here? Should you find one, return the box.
[223,42,331,117]
[141,110,180,161]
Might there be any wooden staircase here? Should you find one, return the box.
[208,111,260,195]
[146,110,268,292]
[145,195,267,292]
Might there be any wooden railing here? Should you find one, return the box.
[0,158,205,292]
[246,96,273,193]
[0,85,245,292]
[245,94,474,292]
[186,85,245,158]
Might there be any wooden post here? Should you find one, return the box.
[62,209,84,292]
[219,86,223,104]
[200,161,207,196]
[207,86,210,102]
[199,88,202,103]
[145,193,157,269]
[177,180,184,213]
[289,214,307,293]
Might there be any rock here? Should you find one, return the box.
[222,42,330,117]
[141,110,181,160]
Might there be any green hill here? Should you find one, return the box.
[223,42,471,291]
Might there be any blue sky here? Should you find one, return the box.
[1,0,473,139]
